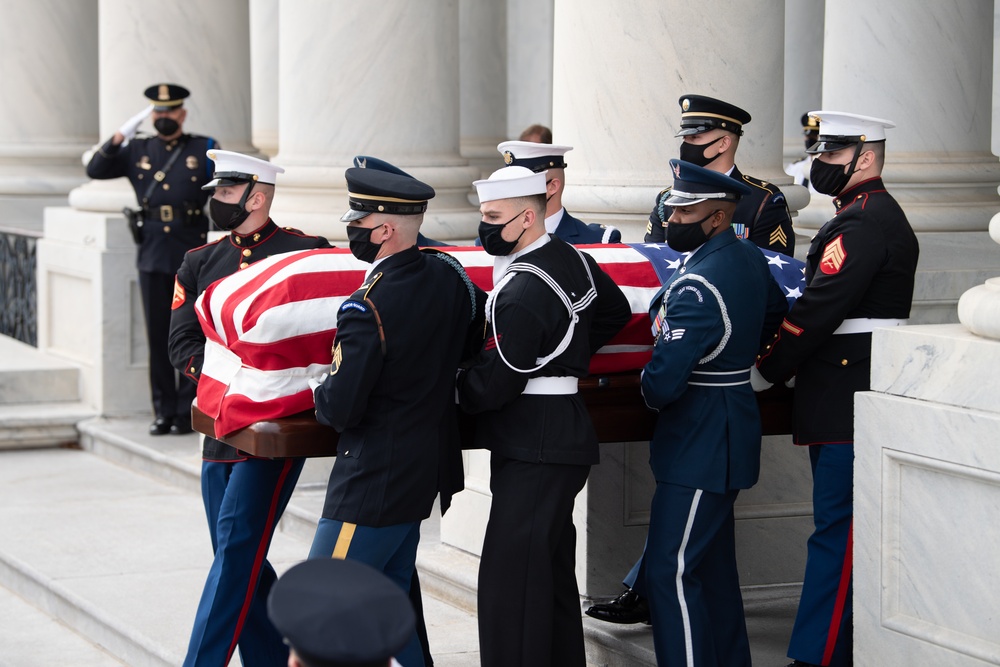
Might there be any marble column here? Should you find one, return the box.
[550,0,806,243]
[250,0,279,158]
[506,0,554,139]
[459,0,508,179]
[820,0,1000,324]
[269,0,479,242]
[782,0,824,157]
[0,0,97,231]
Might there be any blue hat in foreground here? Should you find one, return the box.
[342,157,435,222]
[267,559,415,667]
[664,159,753,206]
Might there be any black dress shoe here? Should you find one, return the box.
[169,419,193,435]
[585,587,650,624]
[149,417,173,436]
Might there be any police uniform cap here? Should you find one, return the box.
[144,83,190,111]
[496,140,572,173]
[267,559,415,667]
[676,94,751,137]
[203,150,285,190]
[342,161,435,222]
[806,110,895,154]
[473,166,547,204]
[664,158,753,206]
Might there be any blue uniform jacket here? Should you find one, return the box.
[641,228,787,493]
[555,211,622,244]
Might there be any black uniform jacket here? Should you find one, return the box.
[168,219,330,461]
[756,178,919,445]
[457,236,631,466]
[315,246,487,527]
[645,165,795,255]
[86,133,217,274]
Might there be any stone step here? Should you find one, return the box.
[0,336,82,405]
[0,401,95,450]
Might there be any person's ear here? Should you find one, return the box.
[546,177,560,197]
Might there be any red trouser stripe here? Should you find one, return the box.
[822,519,853,665]
[224,458,295,664]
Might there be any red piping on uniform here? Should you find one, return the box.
[225,458,295,663]
[822,519,853,665]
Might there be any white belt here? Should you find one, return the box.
[522,376,579,395]
[833,318,907,335]
[688,368,752,387]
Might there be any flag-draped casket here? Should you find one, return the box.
[194,244,805,447]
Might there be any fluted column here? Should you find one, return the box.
[551,0,804,243]
[782,0,824,159]
[70,0,255,213]
[250,0,279,157]
[459,0,507,178]
[0,0,97,227]
[506,0,554,138]
[270,0,479,242]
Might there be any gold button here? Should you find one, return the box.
[162,183,170,191]
[189,367,196,373]
[841,359,848,366]
[138,173,144,179]
[166,145,172,151]
[240,262,249,269]
[192,176,197,182]
[163,225,171,233]
[242,248,252,257]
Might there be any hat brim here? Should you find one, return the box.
[675,126,710,138]
[202,177,251,190]
[806,139,857,154]
[664,194,709,206]
[341,209,372,222]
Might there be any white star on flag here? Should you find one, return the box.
[785,286,802,298]
[767,254,789,268]
[666,257,682,270]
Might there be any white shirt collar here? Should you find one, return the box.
[492,233,551,286]
[544,207,565,235]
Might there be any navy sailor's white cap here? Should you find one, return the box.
[497,140,572,173]
[203,150,284,189]
[664,159,753,206]
[473,166,547,204]
[807,110,895,154]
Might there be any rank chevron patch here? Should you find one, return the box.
[769,225,787,248]
[820,235,846,274]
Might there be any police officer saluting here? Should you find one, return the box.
[86,83,218,436]
[645,94,795,256]
[756,112,919,667]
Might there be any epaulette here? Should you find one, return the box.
[359,271,383,300]
[421,248,479,323]
[741,173,780,195]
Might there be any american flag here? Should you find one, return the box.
[195,244,804,437]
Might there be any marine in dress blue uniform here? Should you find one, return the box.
[167,151,330,667]
[458,166,630,667]
[756,112,919,667]
[644,95,795,256]
[308,164,486,667]
[640,160,787,666]
[480,141,622,244]
[85,83,217,435]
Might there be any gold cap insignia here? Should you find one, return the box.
[681,98,691,111]
[503,150,514,165]
[158,84,170,101]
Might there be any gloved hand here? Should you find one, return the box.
[307,373,328,393]
[118,106,152,142]
[750,366,773,392]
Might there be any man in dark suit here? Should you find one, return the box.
[168,150,330,667]
[459,165,630,667]
[308,163,485,667]
[644,94,795,256]
[494,140,622,244]
[641,159,787,666]
[86,83,218,435]
[757,111,918,667]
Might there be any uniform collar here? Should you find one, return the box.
[544,207,566,235]
[833,177,885,211]
[230,218,278,249]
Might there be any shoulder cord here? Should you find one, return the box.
[486,245,598,374]
[423,249,479,323]
[659,272,732,364]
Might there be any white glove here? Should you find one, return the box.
[118,106,152,141]
[749,366,773,393]
[785,376,796,389]
[307,373,328,393]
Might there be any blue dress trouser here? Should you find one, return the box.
[645,482,750,667]
[183,457,304,667]
[309,518,424,667]
[788,443,854,667]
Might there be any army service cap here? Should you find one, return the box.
[342,159,435,222]
[806,110,895,154]
[203,150,285,189]
[664,158,753,207]
[676,94,751,137]
[144,83,190,111]
[496,140,572,173]
[268,559,415,667]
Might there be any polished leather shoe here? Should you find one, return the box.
[585,587,650,624]
[169,419,193,435]
[149,417,173,436]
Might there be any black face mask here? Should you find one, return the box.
[154,117,180,137]
[347,224,384,263]
[809,144,865,197]
[209,183,254,231]
[666,210,718,253]
[478,209,527,256]
[678,136,725,168]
